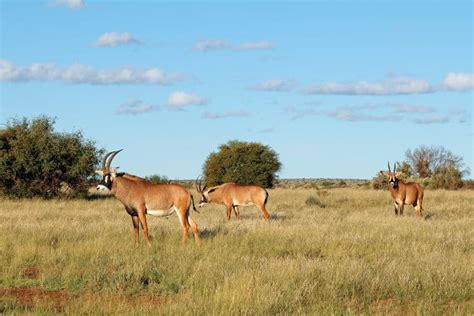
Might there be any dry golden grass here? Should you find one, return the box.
[1,188,473,314]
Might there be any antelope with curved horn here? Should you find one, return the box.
[380,162,424,218]
[195,178,270,221]
[96,150,200,246]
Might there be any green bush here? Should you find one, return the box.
[371,172,387,190]
[146,174,170,184]
[0,116,102,198]
[202,140,281,188]
[429,165,464,190]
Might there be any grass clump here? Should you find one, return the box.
[305,195,326,208]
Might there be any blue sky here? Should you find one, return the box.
[1,0,472,179]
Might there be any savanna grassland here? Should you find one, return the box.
[1,187,473,314]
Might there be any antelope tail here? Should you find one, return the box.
[190,194,199,213]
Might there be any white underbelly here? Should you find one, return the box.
[146,208,175,217]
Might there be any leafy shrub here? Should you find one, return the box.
[202,140,281,188]
[371,172,387,190]
[146,174,170,184]
[0,116,102,198]
[429,165,464,190]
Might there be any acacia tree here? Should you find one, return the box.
[405,145,467,178]
[0,116,103,198]
[202,140,281,188]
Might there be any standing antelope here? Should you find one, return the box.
[195,178,270,220]
[96,150,200,246]
[381,162,424,218]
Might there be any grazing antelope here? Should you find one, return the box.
[96,150,200,246]
[195,178,270,220]
[381,162,424,218]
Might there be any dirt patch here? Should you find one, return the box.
[0,287,70,311]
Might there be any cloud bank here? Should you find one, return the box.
[305,73,474,95]
[306,76,432,95]
[0,60,186,85]
[286,103,464,125]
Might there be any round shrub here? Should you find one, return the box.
[202,140,281,188]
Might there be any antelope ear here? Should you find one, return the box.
[110,168,118,178]
[379,171,390,179]
[208,187,218,194]
[96,170,104,176]
[395,171,403,178]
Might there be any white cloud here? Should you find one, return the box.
[202,111,248,119]
[116,99,158,115]
[193,40,231,51]
[50,0,85,9]
[305,73,474,95]
[193,39,275,51]
[393,104,436,113]
[286,104,401,122]
[0,59,186,85]
[326,107,402,122]
[95,32,141,47]
[167,91,207,107]
[252,79,295,91]
[443,72,474,91]
[238,41,275,50]
[414,115,450,124]
[306,76,432,95]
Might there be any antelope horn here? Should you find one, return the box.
[101,151,114,170]
[393,162,397,173]
[105,149,123,171]
[195,177,201,193]
[387,161,391,173]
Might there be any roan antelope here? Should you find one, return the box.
[96,150,200,246]
[380,162,424,218]
[195,178,270,220]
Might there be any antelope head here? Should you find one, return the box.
[96,149,123,191]
[195,177,212,207]
[381,162,403,188]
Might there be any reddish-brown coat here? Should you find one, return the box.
[382,170,424,218]
[197,182,270,220]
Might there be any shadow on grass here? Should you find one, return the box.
[199,226,223,240]
[269,212,292,221]
[85,193,114,201]
[424,212,436,220]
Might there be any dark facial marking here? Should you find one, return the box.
[388,173,399,188]
[100,174,113,189]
